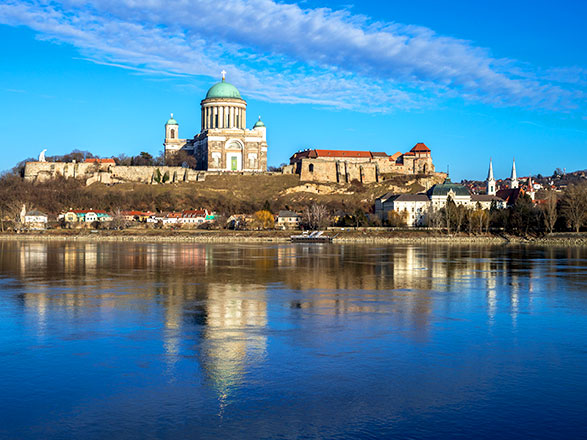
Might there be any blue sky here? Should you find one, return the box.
[0,0,585,180]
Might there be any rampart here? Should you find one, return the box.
[297,158,442,184]
[24,162,205,185]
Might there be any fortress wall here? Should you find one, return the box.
[361,164,377,183]
[299,159,338,183]
[24,162,205,185]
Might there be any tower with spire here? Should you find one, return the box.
[486,158,496,195]
[510,158,518,189]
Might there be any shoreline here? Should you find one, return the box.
[0,231,585,246]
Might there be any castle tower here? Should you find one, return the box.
[486,158,496,195]
[510,158,519,189]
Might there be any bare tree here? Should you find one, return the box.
[110,209,129,230]
[542,190,558,233]
[562,183,587,232]
[303,203,330,230]
[454,204,466,233]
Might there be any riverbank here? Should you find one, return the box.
[1,230,585,246]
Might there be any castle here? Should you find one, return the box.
[164,71,268,172]
[288,143,439,184]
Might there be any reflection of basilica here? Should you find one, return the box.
[2,240,583,398]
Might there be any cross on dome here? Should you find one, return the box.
[221,70,226,81]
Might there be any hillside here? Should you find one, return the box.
[0,173,444,216]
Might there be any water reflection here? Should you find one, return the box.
[0,240,586,439]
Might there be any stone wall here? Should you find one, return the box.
[297,155,436,184]
[24,162,206,185]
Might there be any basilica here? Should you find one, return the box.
[163,72,268,172]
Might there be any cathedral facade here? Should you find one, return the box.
[164,73,268,172]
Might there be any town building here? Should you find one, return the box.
[23,210,48,229]
[61,210,112,223]
[276,210,302,230]
[288,143,439,184]
[376,178,506,226]
[164,72,268,172]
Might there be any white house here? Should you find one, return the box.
[24,210,48,229]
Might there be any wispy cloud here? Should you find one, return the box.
[0,0,583,112]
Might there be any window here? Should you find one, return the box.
[309,164,314,172]
[215,114,218,128]
[170,129,175,139]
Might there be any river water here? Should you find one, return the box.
[0,241,585,439]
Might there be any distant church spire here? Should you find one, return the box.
[510,158,519,189]
[486,158,496,195]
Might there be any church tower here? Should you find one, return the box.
[510,158,519,189]
[163,113,188,159]
[486,158,496,195]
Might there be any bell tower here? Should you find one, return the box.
[163,113,188,158]
[510,158,519,189]
[486,158,496,195]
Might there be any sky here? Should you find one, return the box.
[0,0,585,181]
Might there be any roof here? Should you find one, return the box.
[496,188,521,205]
[25,210,47,216]
[376,192,397,203]
[471,194,503,202]
[205,80,242,100]
[278,210,301,218]
[84,158,115,164]
[314,149,372,158]
[71,209,108,214]
[166,114,178,125]
[182,209,207,217]
[389,152,402,161]
[410,143,431,153]
[395,194,430,202]
[427,178,470,197]
[370,152,388,158]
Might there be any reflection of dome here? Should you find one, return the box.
[205,80,242,100]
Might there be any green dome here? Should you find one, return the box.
[427,178,470,197]
[166,113,178,125]
[253,116,265,128]
[206,80,242,99]
[205,80,242,99]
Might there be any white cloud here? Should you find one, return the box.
[0,0,583,112]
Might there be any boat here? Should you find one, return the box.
[290,230,333,243]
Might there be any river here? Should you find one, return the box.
[0,241,585,439]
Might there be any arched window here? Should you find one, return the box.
[170,129,175,139]
[309,164,314,173]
